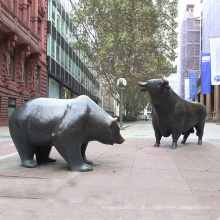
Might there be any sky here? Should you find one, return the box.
[178,0,202,20]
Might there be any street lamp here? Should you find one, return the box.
[107,55,113,115]
[117,78,127,129]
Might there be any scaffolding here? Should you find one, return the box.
[202,0,220,52]
[178,5,200,98]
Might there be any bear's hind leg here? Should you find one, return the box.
[16,142,38,168]
[36,146,56,164]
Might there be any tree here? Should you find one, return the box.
[71,0,178,117]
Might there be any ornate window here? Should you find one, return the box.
[36,66,40,92]
[10,50,15,81]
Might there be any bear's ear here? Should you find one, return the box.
[112,118,118,123]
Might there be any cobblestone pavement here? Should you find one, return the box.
[0,121,220,220]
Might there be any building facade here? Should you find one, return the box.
[47,0,99,101]
[178,4,200,98]
[197,0,220,120]
[0,0,47,125]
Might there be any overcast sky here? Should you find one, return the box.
[178,0,202,20]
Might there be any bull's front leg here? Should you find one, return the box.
[171,133,181,149]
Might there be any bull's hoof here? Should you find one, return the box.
[154,143,160,147]
[22,159,38,168]
[83,156,93,165]
[70,164,93,172]
[171,144,177,149]
[181,140,186,144]
[197,140,202,145]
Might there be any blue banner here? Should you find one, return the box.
[201,53,211,94]
[189,72,197,99]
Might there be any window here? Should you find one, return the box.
[65,52,68,69]
[37,19,41,38]
[52,4,56,25]
[10,50,15,80]
[8,98,16,117]
[65,24,69,39]
[49,77,59,98]
[57,11,61,30]
[63,87,71,99]
[51,37,55,57]
[24,58,27,86]
[61,48,65,65]
[36,67,40,92]
[61,18,65,35]
[56,42,60,62]
[69,58,71,71]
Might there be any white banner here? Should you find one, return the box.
[184,78,190,100]
[210,37,220,85]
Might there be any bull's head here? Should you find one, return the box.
[137,79,170,106]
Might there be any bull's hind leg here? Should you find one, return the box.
[81,143,93,165]
[36,146,56,164]
[181,128,194,144]
[195,123,205,145]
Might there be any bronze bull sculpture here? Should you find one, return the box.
[138,79,207,149]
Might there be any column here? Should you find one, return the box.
[206,93,212,120]
[200,94,204,105]
[22,0,27,24]
[214,85,220,111]
[33,0,38,35]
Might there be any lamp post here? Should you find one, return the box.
[107,55,113,115]
[117,78,127,129]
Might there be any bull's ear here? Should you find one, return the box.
[162,79,169,85]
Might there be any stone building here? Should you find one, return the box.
[0,0,47,125]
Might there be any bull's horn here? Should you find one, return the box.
[112,118,118,122]
[162,79,169,85]
[137,82,147,87]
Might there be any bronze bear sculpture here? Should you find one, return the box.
[138,79,207,149]
[9,95,125,171]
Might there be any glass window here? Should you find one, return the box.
[52,4,56,25]
[69,58,71,71]
[57,11,61,30]
[61,48,65,65]
[8,98,16,117]
[10,50,14,81]
[56,42,60,62]
[49,77,59,98]
[63,87,71,99]
[24,58,27,86]
[65,52,68,69]
[65,25,69,40]
[61,18,65,35]
[36,66,40,92]
[37,19,41,38]
[51,37,55,57]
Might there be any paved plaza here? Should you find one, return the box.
[0,121,220,219]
